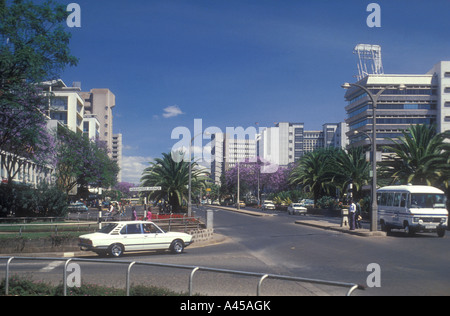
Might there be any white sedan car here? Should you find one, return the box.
[287,203,307,215]
[262,201,276,210]
[79,221,193,257]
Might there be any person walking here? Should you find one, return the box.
[349,199,357,231]
[131,206,137,221]
[355,202,363,229]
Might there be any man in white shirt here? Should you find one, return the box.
[349,199,356,231]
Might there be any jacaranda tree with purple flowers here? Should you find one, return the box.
[0,0,78,216]
[55,127,119,196]
[0,0,77,180]
[225,158,292,199]
[0,80,56,183]
[0,0,78,183]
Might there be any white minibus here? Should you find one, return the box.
[377,185,448,237]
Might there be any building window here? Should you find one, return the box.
[51,97,68,110]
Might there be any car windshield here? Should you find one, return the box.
[98,223,118,234]
[410,194,446,209]
[292,204,302,207]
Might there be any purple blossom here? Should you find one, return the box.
[225,157,293,193]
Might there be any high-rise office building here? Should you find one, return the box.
[257,122,347,169]
[81,89,116,155]
[112,133,123,182]
[41,80,122,184]
[210,133,257,185]
[344,61,450,148]
[82,88,122,180]
[41,79,88,135]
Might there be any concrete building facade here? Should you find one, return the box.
[344,61,450,148]
[210,133,257,184]
[81,89,116,155]
[257,122,348,169]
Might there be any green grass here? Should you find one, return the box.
[0,275,192,296]
[0,231,90,240]
[0,221,97,239]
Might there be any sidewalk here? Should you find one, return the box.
[294,215,387,237]
[210,205,386,237]
[206,205,275,217]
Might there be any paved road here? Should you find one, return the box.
[198,205,450,296]
[3,205,450,296]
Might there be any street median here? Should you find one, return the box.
[294,218,386,237]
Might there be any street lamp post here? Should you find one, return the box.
[237,161,240,210]
[342,82,405,232]
[188,132,210,217]
[188,133,200,217]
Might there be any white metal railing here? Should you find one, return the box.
[0,215,203,236]
[0,256,366,296]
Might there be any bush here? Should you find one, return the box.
[0,183,68,217]
[316,196,339,210]
[0,275,191,296]
[0,275,59,296]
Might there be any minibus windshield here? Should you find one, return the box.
[410,193,446,209]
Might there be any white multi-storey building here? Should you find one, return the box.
[257,122,347,169]
[344,61,450,148]
[112,133,123,182]
[210,133,257,184]
[428,61,450,133]
[42,80,87,135]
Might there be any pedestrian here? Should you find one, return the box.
[356,202,363,229]
[132,206,137,221]
[349,199,356,230]
[109,202,114,215]
[146,209,152,221]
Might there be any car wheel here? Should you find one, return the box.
[170,239,184,254]
[108,243,124,257]
[404,223,415,237]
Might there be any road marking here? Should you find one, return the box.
[39,261,63,272]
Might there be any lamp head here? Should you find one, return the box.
[341,83,351,89]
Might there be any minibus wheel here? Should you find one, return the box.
[404,222,415,236]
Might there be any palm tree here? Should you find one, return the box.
[382,125,448,186]
[334,146,371,201]
[140,152,208,212]
[289,148,336,206]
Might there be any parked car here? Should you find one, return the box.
[262,200,276,210]
[79,221,193,257]
[68,202,88,213]
[300,199,314,207]
[288,203,307,215]
[236,201,246,208]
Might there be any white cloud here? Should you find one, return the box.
[121,156,153,185]
[162,105,184,118]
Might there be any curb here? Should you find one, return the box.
[294,219,387,237]
[207,206,274,217]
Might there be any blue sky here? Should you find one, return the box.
[60,0,450,184]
